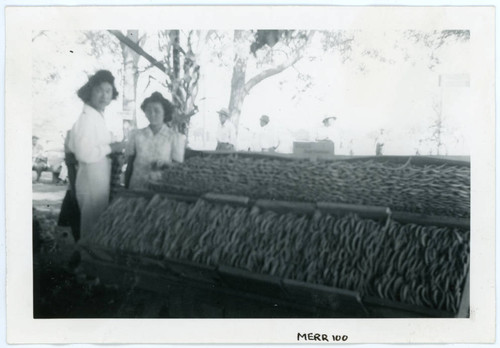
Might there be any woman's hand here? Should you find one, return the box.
[151,160,177,170]
[110,141,126,153]
[151,160,164,170]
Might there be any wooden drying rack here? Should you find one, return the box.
[82,154,470,318]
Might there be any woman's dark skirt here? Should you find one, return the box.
[57,190,81,242]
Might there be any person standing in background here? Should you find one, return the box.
[375,128,385,156]
[257,115,280,152]
[414,139,423,156]
[68,70,125,240]
[32,135,48,182]
[316,116,338,155]
[215,107,236,151]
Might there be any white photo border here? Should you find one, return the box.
[5,5,495,344]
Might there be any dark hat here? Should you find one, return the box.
[89,70,115,86]
[77,70,119,103]
[260,115,270,122]
[322,116,337,124]
[141,92,175,123]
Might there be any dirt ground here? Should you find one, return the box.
[32,176,164,318]
[32,182,66,212]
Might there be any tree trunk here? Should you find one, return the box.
[227,30,314,133]
[110,30,166,73]
[120,30,140,130]
[170,30,182,111]
[228,30,250,134]
[228,63,247,133]
[172,30,181,79]
[170,30,188,135]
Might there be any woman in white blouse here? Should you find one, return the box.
[125,92,186,190]
[68,70,125,239]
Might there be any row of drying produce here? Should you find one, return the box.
[89,194,469,314]
[150,155,470,218]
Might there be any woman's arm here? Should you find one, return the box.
[70,113,112,163]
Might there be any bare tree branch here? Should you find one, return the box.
[32,30,47,42]
[244,31,315,94]
[137,64,155,74]
[108,30,167,74]
[243,58,299,94]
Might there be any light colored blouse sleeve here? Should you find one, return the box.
[69,112,112,164]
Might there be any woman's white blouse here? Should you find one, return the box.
[126,124,185,189]
[68,104,112,163]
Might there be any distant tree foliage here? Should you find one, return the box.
[403,30,470,70]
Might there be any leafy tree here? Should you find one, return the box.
[401,30,470,70]
[429,96,445,155]
[226,30,315,130]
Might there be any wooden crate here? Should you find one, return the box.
[88,186,469,318]
[80,241,468,318]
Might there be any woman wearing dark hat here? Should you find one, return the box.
[125,92,186,190]
[67,70,125,240]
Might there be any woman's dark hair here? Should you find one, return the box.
[140,92,175,123]
[77,70,119,103]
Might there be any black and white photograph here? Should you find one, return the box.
[6,5,495,344]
